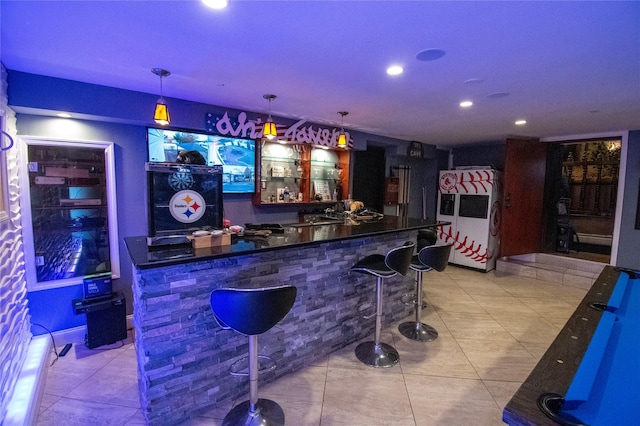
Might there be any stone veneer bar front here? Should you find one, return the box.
[125,217,443,425]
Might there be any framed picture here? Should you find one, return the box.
[313,180,331,201]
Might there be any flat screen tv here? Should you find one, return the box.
[147,127,256,194]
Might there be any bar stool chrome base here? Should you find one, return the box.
[398,321,438,342]
[350,242,415,368]
[221,398,284,426]
[355,341,399,368]
[400,244,452,343]
[210,286,297,426]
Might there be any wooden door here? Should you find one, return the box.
[500,138,547,257]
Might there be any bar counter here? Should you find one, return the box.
[125,216,443,425]
[125,216,441,269]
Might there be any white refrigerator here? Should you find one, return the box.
[436,168,503,271]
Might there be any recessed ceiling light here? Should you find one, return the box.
[459,101,473,108]
[515,120,527,126]
[487,92,510,99]
[202,0,228,9]
[415,49,446,62]
[464,78,484,85]
[386,65,404,76]
[56,113,72,118]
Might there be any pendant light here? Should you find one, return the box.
[263,94,277,140]
[152,68,171,126]
[337,111,349,148]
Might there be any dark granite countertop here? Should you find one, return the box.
[124,216,447,269]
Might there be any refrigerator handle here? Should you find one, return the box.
[505,192,511,208]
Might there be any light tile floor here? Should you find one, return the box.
[36,266,589,425]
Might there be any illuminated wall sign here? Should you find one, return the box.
[206,111,352,149]
[408,141,423,158]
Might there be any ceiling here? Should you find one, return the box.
[1,1,639,147]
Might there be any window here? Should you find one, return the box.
[19,137,119,290]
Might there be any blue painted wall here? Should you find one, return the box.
[28,285,87,334]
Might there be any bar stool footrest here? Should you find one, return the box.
[357,302,376,320]
[401,292,414,305]
[222,398,285,426]
[398,321,438,342]
[229,355,277,376]
[400,293,427,309]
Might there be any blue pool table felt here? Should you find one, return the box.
[560,272,639,424]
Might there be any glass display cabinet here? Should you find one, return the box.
[310,147,348,202]
[255,142,310,204]
[19,137,119,290]
[254,141,349,205]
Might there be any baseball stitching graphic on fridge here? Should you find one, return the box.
[436,167,503,271]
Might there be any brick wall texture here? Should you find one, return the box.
[133,231,416,425]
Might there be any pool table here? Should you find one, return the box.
[503,265,639,426]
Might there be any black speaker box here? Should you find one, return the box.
[85,292,127,349]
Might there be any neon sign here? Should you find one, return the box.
[206,111,352,149]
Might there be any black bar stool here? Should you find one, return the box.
[417,228,437,250]
[351,241,415,368]
[210,285,297,426]
[398,244,452,342]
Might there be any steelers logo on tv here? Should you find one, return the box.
[169,190,206,223]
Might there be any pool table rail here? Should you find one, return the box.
[503,266,634,426]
